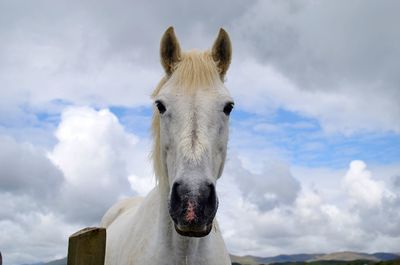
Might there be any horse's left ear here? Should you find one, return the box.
[211,28,232,80]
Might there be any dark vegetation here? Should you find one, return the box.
[235,260,400,265]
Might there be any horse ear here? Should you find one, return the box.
[211,28,232,79]
[160,26,181,75]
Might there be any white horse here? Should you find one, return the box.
[101,27,234,265]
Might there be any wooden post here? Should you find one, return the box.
[67,227,106,265]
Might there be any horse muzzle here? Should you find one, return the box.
[168,180,218,238]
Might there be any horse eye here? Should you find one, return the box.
[223,102,234,116]
[155,100,166,114]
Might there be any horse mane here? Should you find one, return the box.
[151,50,221,186]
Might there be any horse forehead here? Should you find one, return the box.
[175,95,220,129]
[174,92,218,159]
[185,90,219,108]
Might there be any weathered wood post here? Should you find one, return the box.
[67,227,106,265]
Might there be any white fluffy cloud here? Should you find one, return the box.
[0,107,153,264]
[49,107,153,223]
[218,158,400,256]
[342,160,386,208]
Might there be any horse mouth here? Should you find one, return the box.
[174,223,213,238]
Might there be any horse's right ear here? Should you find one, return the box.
[160,26,181,75]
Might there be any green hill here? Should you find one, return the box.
[44,258,66,265]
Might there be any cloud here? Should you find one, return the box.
[49,107,153,223]
[225,154,300,211]
[218,158,400,256]
[0,0,248,115]
[0,210,79,265]
[0,135,75,265]
[0,107,153,264]
[233,1,400,91]
[229,59,400,134]
[227,0,400,134]
[342,160,386,208]
[0,135,63,201]
[342,162,400,237]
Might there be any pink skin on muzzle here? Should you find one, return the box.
[185,201,197,222]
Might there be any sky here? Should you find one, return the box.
[0,0,400,264]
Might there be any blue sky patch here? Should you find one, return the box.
[231,108,400,168]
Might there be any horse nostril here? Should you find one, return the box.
[170,182,182,208]
[208,183,215,192]
[172,181,181,190]
[207,184,216,204]
[202,182,217,218]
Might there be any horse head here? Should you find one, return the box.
[152,27,233,237]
